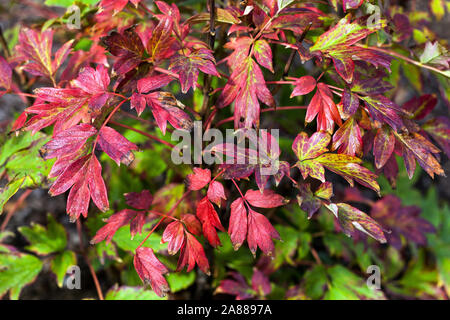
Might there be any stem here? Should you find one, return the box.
[215,106,308,127]
[200,0,217,116]
[0,189,32,231]
[109,120,175,148]
[136,217,166,249]
[231,178,250,208]
[136,191,191,249]
[358,44,450,78]
[76,220,104,300]
[92,98,129,151]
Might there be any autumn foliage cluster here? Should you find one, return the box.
[0,0,449,300]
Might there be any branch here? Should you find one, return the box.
[215,105,308,127]
[358,44,450,78]
[109,120,175,148]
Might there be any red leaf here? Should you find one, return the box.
[162,221,185,255]
[71,65,111,110]
[247,208,280,256]
[15,28,72,79]
[134,247,169,297]
[403,94,438,120]
[207,181,226,206]
[101,26,145,75]
[24,87,89,135]
[137,74,174,93]
[245,189,287,208]
[41,124,97,159]
[332,117,362,157]
[228,198,247,250]
[218,57,274,128]
[145,91,193,134]
[196,197,224,247]
[177,233,210,275]
[98,126,138,166]
[290,76,316,97]
[130,212,146,239]
[185,168,211,190]
[169,48,219,93]
[90,209,139,244]
[147,17,175,62]
[181,214,202,236]
[124,190,153,209]
[423,116,450,157]
[130,93,147,115]
[49,154,109,220]
[306,83,342,133]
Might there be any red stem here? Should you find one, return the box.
[109,120,175,148]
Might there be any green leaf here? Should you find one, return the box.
[0,251,43,299]
[166,271,196,292]
[105,285,167,300]
[112,224,167,252]
[18,214,67,255]
[0,130,53,214]
[50,250,77,287]
[44,0,98,7]
[324,265,385,300]
[0,176,26,214]
[303,265,328,299]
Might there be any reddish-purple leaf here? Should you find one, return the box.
[91,209,139,244]
[403,94,438,120]
[423,116,450,157]
[373,126,395,169]
[41,124,97,159]
[124,190,153,210]
[169,49,219,93]
[98,126,138,166]
[185,167,211,190]
[137,74,174,93]
[207,181,226,207]
[145,91,193,134]
[247,208,280,256]
[101,26,145,75]
[196,197,224,247]
[134,247,169,297]
[71,65,111,110]
[162,221,185,255]
[296,184,322,218]
[15,28,72,79]
[371,195,435,249]
[251,269,271,296]
[216,272,253,300]
[218,57,275,128]
[177,232,210,275]
[228,198,247,250]
[245,189,287,208]
[290,76,316,97]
